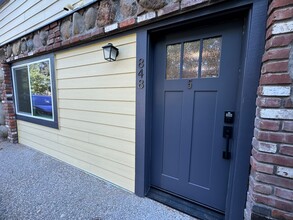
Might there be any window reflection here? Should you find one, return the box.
[201,37,222,78]
[29,61,53,119]
[14,67,31,114]
[166,44,181,80]
[182,41,200,79]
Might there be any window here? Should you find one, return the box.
[166,36,222,80]
[12,54,58,128]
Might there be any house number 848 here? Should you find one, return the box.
[138,58,144,89]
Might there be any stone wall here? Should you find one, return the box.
[245,1,293,220]
[0,0,225,63]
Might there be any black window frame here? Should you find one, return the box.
[11,54,58,129]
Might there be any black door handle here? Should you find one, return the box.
[223,126,233,160]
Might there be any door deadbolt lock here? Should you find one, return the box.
[224,111,235,124]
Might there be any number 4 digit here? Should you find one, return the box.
[138,69,144,78]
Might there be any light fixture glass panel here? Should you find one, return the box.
[110,49,118,61]
[103,47,111,60]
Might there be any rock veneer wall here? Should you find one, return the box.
[0,0,224,63]
[245,1,293,220]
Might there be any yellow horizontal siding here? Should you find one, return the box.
[59,109,135,129]
[58,73,135,89]
[59,99,135,115]
[56,59,136,79]
[17,34,136,192]
[56,42,136,69]
[19,137,134,191]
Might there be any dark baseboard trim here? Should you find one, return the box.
[147,187,224,220]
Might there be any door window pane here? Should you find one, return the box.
[29,61,53,119]
[182,41,200,79]
[201,37,222,78]
[166,44,181,80]
[14,67,31,114]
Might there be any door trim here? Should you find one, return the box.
[135,1,268,219]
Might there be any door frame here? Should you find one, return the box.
[135,1,268,219]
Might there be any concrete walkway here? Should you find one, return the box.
[0,141,195,220]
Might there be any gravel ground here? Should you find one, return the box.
[0,141,195,220]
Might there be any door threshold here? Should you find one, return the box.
[147,187,224,220]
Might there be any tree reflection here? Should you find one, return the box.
[166,44,181,79]
[183,41,200,79]
[201,37,221,78]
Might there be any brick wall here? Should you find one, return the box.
[245,1,293,220]
[0,63,17,143]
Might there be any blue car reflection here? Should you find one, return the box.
[32,95,52,117]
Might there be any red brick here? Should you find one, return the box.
[280,145,293,156]
[52,26,60,33]
[39,47,46,53]
[266,25,273,40]
[284,98,293,108]
[255,118,280,131]
[90,27,104,38]
[251,156,274,174]
[255,173,293,190]
[119,18,136,28]
[256,97,282,108]
[79,33,92,41]
[3,79,11,84]
[55,31,61,37]
[70,36,80,44]
[42,25,50,31]
[55,37,62,43]
[262,47,290,62]
[272,209,293,220]
[268,0,293,15]
[255,129,293,144]
[53,43,61,49]
[275,187,293,201]
[252,148,293,167]
[252,192,293,212]
[259,74,292,85]
[254,183,273,195]
[48,33,55,39]
[262,61,288,73]
[49,22,58,29]
[61,39,70,46]
[265,33,293,50]
[283,121,293,132]
[267,7,293,28]
[47,45,53,51]
[47,38,54,45]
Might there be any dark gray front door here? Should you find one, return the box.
[151,20,243,212]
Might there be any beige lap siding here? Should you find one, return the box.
[17,34,136,192]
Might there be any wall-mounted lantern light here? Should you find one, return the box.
[102,43,119,62]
